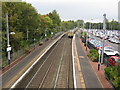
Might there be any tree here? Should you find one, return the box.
[60,20,77,31]
[2,2,40,59]
[76,20,84,28]
[48,10,61,32]
[38,14,53,38]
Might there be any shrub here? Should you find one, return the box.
[87,49,99,62]
[104,67,111,78]
[24,45,30,52]
[104,66,120,89]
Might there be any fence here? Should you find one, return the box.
[2,40,44,68]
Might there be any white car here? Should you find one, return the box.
[98,48,120,56]
[114,39,120,44]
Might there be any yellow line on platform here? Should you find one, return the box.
[74,37,86,89]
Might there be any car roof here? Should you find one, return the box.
[110,56,120,59]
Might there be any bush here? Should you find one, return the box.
[24,45,30,52]
[79,32,87,37]
[104,67,111,78]
[87,49,99,62]
[104,66,120,89]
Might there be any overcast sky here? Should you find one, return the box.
[23,0,119,22]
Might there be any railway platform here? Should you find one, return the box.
[72,34,103,88]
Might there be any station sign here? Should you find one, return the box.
[7,47,11,52]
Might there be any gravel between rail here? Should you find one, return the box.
[15,35,74,89]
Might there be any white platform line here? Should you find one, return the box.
[72,34,77,89]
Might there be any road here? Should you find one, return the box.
[14,35,74,88]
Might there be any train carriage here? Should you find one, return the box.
[68,30,74,38]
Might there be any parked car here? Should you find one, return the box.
[98,48,120,56]
[104,49,120,56]
[108,56,120,66]
[114,39,120,44]
[96,44,109,50]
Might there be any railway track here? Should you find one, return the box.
[15,35,74,89]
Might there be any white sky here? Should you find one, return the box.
[23,0,119,22]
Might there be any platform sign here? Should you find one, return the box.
[10,32,15,35]
[7,47,11,52]
[45,34,47,37]
[51,32,53,35]
[98,49,102,55]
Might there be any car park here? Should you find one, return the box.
[85,30,120,57]
[90,29,120,45]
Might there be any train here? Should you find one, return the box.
[68,30,74,38]
[68,29,77,38]
[68,28,78,38]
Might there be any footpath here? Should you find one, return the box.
[73,33,113,89]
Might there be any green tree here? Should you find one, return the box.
[76,20,84,28]
[48,10,61,32]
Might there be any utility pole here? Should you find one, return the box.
[6,13,11,65]
[86,23,90,51]
[89,22,91,38]
[101,13,106,64]
[27,27,28,40]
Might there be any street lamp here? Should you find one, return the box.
[86,28,88,51]
[98,14,106,70]
[6,13,11,65]
[101,13,106,64]
[6,13,15,65]
[98,50,101,70]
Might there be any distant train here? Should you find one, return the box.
[68,30,74,38]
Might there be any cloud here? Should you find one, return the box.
[23,0,119,21]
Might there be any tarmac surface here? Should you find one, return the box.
[75,32,113,89]
[74,34,103,88]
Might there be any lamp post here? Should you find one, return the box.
[90,19,93,35]
[89,20,93,38]
[101,13,106,64]
[27,27,28,40]
[86,30,88,51]
[98,49,102,70]
[6,13,11,65]
[6,13,16,65]
[34,38,35,49]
